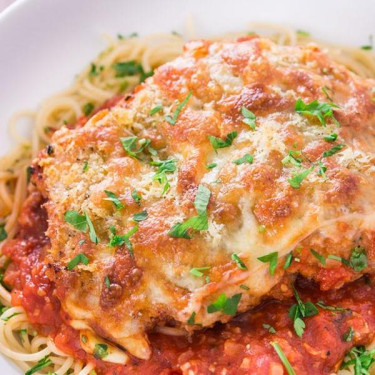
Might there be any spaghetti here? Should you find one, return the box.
[0,24,374,374]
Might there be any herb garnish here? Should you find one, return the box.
[322,144,345,158]
[296,30,310,37]
[67,253,89,271]
[263,323,276,334]
[133,211,148,222]
[25,355,53,375]
[343,327,354,342]
[120,136,154,160]
[150,159,177,195]
[233,154,253,165]
[283,252,293,269]
[241,107,257,130]
[316,300,350,312]
[341,346,375,374]
[82,160,89,172]
[187,311,202,326]
[288,166,314,189]
[113,60,153,82]
[231,253,247,270]
[169,184,211,239]
[94,343,109,359]
[310,249,326,265]
[150,105,163,115]
[104,190,124,210]
[190,267,211,277]
[209,131,238,153]
[0,225,7,242]
[323,132,338,142]
[131,190,141,204]
[109,225,138,256]
[104,276,110,289]
[349,246,368,272]
[83,103,95,116]
[289,286,318,337]
[258,252,278,275]
[270,342,296,375]
[207,293,242,316]
[164,91,192,125]
[240,284,250,290]
[64,210,98,244]
[206,163,217,169]
[295,98,339,126]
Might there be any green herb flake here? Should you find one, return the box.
[296,30,310,37]
[150,105,163,115]
[93,343,108,359]
[67,253,89,271]
[113,60,143,77]
[64,210,87,232]
[327,254,350,266]
[25,355,53,375]
[263,323,276,334]
[295,98,339,126]
[283,252,293,269]
[321,86,334,102]
[322,144,345,158]
[85,211,99,244]
[164,91,192,125]
[187,311,202,326]
[19,329,27,343]
[241,107,257,130]
[209,131,238,153]
[104,190,124,210]
[190,266,211,277]
[288,166,314,189]
[151,159,177,195]
[271,342,296,375]
[324,133,338,142]
[258,224,266,233]
[233,154,253,165]
[133,211,148,222]
[341,346,375,373]
[361,45,373,50]
[316,300,350,312]
[343,327,354,342]
[83,103,95,116]
[231,253,247,270]
[206,163,217,169]
[258,252,278,275]
[0,225,7,242]
[207,293,242,316]
[83,160,89,172]
[349,246,367,272]
[240,284,250,290]
[104,276,110,289]
[131,190,141,204]
[282,150,303,167]
[120,136,153,160]
[310,249,326,265]
[109,225,138,256]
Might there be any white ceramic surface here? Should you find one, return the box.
[0,0,374,373]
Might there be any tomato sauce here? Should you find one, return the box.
[3,191,375,374]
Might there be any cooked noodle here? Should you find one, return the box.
[0,25,374,374]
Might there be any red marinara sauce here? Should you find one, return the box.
[3,191,375,374]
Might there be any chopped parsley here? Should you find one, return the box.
[169,184,211,239]
[112,60,153,82]
[241,106,257,130]
[25,355,53,375]
[322,86,334,102]
[83,102,95,116]
[190,266,211,277]
[93,343,109,359]
[207,293,242,316]
[150,104,163,115]
[26,166,33,183]
[282,150,303,167]
[67,253,89,271]
[283,252,293,269]
[257,252,278,275]
[341,346,375,374]
[270,342,296,375]
[349,246,367,272]
[262,323,276,334]
[164,91,192,125]
[64,210,98,243]
[343,327,354,342]
[187,311,201,326]
[131,190,141,204]
[150,159,177,195]
[104,276,110,289]
[323,132,338,142]
[0,225,7,242]
[82,160,89,172]
[209,131,238,153]
[316,300,350,312]
[288,166,315,189]
[133,211,148,222]
[206,163,217,169]
[120,136,153,160]
[231,253,247,270]
[327,254,350,266]
[295,98,339,126]
[104,190,124,210]
[109,225,138,256]
[296,29,310,37]
[258,224,266,233]
[240,284,250,290]
[310,249,326,265]
[289,286,318,337]
[2,312,20,321]
[89,63,103,77]
[322,144,345,158]
[233,154,253,165]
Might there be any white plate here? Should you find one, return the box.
[0,0,373,373]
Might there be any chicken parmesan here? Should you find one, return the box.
[2,33,375,375]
